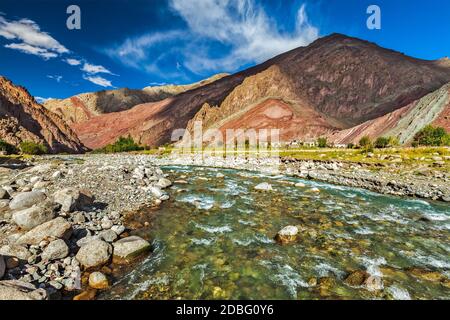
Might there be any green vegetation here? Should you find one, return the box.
[374,136,400,148]
[0,139,17,154]
[19,141,48,155]
[358,136,373,152]
[94,136,144,153]
[317,137,328,148]
[412,125,450,147]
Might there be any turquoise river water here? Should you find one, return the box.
[101,166,450,300]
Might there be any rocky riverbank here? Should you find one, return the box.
[0,154,172,300]
[153,153,450,202]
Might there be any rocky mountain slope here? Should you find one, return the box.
[65,34,450,148]
[43,74,228,125]
[328,82,450,144]
[0,76,87,153]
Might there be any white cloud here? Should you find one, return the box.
[65,58,81,66]
[81,62,114,75]
[83,75,114,87]
[35,96,53,104]
[0,16,68,58]
[47,75,63,82]
[105,0,319,75]
[4,42,58,59]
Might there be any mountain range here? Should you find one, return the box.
[1,33,450,151]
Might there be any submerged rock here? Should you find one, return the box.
[344,270,369,286]
[113,236,150,260]
[274,225,299,244]
[254,182,273,191]
[89,271,109,289]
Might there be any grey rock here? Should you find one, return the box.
[156,178,172,189]
[75,239,111,269]
[111,225,125,236]
[98,230,117,243]
[12,201,56,230]
[113,236,150,260]
[0,244,31,261]
[149,186,163,198]
[76,236,99,248]
[0,280,47,300]
[53,188,94,213]
[9,191,46,210]
[41,239,69,262]
[17,217,72,245]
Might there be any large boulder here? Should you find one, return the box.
[41,239,69,262]
[53,188,94,213]
[0,280,47,300]
[9,191,46,210]
[12,201,56,230]
[156,178,172,189]
[75,240,111,269]
[274,225,299,244]
[17,217,72,245]
[113,236,151,260]
[0,244,31,261]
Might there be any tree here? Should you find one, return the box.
[19,141,48,155]
[359,136,372,148]
[374,136,390,148]
[413,125,449,146]
[347,143,355,149]
[95,136,144,153]
[317,137,328,148]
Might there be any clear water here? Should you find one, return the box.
[102,166,450,300]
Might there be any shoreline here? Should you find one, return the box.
[151,154,450,203]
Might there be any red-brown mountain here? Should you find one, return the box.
[59,34,450,149]
[0,76,87,153]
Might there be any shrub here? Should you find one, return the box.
[95,136,144,153]
[19,141,48,155]
[317,137,328,148]
[347,143,355,149]
[359,136,372,148]
[0,139,17,154]
[374,136,390,148]
[413,125,449,146]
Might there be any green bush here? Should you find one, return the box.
[0,140,17,154]
[347,143,355,149]
[19,141,48,155]
[317,137,328,148]
[94,136,144,153]
[374,136,390,148]
[413,125,450,146]
[359,136,372,148]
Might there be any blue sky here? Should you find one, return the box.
[0,0,449,101]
